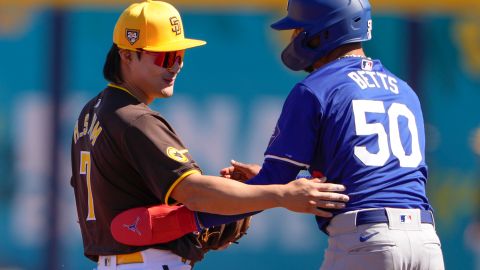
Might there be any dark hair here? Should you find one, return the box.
[103,44,123,84]
[103,44,144,84]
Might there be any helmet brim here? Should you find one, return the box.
[143,38,206,52]
[271,16,306,30]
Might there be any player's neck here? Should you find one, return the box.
[118,81,153,105]
[312,44,366,71]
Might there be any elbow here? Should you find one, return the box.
[171,186,208,212]
[180,197,204,212]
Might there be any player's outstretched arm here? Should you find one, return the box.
[110,177,348,246]
[171,174,348,215]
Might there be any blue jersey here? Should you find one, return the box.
[264,57,432,230]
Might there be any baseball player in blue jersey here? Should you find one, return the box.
[112,0,445,269]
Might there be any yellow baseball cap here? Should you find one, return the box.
[113,0,206,52]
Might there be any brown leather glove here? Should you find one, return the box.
[198,217,251,252]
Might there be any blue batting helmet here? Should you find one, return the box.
[271,0,372,71]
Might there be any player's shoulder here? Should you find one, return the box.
[294,58,364,102]
[374,61,420,100]
[84,86,166,134]
[102,87,156,122]
[127,112,173,132]
[303,58,414,96]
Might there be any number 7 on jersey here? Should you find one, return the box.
[80,151,96,221]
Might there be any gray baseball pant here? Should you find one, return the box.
[320,208,444,270]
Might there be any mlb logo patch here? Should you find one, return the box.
[400,214,413,224]
[361,59,373,71]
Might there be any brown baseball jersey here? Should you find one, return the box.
[70,84,203,262]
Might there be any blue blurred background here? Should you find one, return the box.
[0,0,480,269]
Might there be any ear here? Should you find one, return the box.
[118,49,133,63]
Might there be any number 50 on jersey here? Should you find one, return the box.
[352,100,422,168]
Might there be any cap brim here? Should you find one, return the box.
[144,38,206,52]
[271,16,306,30]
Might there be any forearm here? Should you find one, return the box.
[171,174,285,215]
[112,172,348,246]
[184,160,302,227]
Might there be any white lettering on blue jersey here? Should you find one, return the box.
[348,71,399,94]
[352,100,422,168]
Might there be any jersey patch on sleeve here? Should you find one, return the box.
[166,147,189,163]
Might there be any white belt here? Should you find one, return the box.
[97,249,191,269]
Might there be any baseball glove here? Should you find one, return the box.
[198,217,251,252]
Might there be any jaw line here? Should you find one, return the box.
[160,86,174,98]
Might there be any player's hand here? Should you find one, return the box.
[219,160,261,182]
[280,178,349,218]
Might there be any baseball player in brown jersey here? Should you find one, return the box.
[70,1,350,269]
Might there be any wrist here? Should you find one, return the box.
[270,184,287,209]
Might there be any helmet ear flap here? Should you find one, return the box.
[306,33,323,49]
[281,31,323,71]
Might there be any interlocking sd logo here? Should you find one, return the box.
[169,16,181,35]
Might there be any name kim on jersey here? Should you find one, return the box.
[73,113,103,146]
[348,70,399,94]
